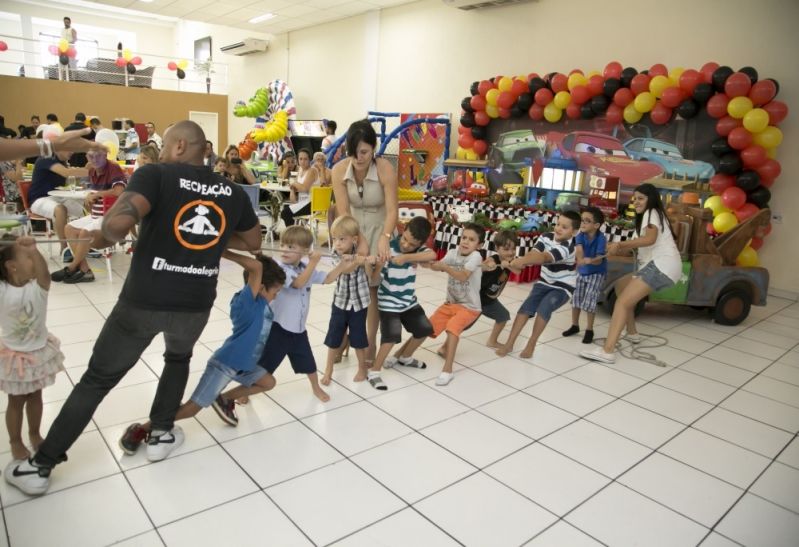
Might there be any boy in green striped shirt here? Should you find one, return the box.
[362,216,436,390]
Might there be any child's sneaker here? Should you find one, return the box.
[146,426,184,462]
[212,395,239,426]
[119,423,148,455]
[625,332,643,344]
[580,347,616,364]
[4,457,51,495]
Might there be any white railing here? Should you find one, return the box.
[0,33,228,94]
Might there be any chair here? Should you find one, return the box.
[16,181,52,237]
[295,186,333,246]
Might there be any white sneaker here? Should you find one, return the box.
[435,372,454,386]
[625,333,643,344]
[146,426,184,462]
[4,458,51,496]
[580,347,617,364]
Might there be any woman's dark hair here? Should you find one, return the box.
[297,148,312,161]
[633,183,673,237]
[279,151,295,166]
[0,235,18,283]
[345,119,377,158]
[224,145,239,159]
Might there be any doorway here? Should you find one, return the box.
[189,111,219,151]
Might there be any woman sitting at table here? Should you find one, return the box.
[280,148,319,227]
[313,151,332,187]
[277,151,297,180]
[224,145,256,185]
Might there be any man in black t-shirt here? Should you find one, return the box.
[10,121,262,497]
[63,112,94,167]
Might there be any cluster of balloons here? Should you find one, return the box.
[251,110,289,143]
[113,48,142,74]
[167,59,189,80]
[48,39,76,66]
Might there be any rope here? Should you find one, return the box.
[591,334,670,367]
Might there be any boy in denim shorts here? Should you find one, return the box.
[496,211,581,359]
[118,252,285,459]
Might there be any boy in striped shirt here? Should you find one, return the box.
[496,210,581,359]
[362,216,436,390]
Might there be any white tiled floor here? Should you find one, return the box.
[2,251,799,546]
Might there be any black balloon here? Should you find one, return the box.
[620,67,638,87]
[516,92,533,111]
[470,81,480,96]
[677,99,699,119]
[59,54,69,65]
[766,78,780,94]
[470,126,487,140]
[580,103,596,119]
[461,97,474,113]
[590,95,609,114]
[528,77,546,94]
[711,138,734,157]
[692,83,714,104]
[712,66,734,92]
[460,112,475,128]
[736,170,760,192]
[718,153,743,174]
[510,105,525,118]
[748,186,771,208]
[126,62,136,74]
[603,78,621,98]
[176,68,186,80]
[739,66,758,84]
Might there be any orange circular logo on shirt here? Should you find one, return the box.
[173,200,227,250]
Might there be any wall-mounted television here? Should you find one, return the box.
[194,36,212,62]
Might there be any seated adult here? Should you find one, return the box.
[51,150,126,283]
[28,150,89,261]
[280,148,319,227]
[224,145,256,185]
[276,151,296,180]
[313,151,332,187]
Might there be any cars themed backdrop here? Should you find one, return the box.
[456,62,788,266]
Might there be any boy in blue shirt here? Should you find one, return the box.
[562,206,608,344]
[118,251,285,461]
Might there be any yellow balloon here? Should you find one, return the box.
[649,75,670,99]
[766,146,778,159]
[465,149,478,161]
[736,245,759,267]
[177,59,188,70]
[497,77,513,92]
[58,39,69,53]
[456,147,467,160]
[543,103,562,123]
[727,96,753,119]
[553,91,571,110]
[634,91,656,113]
[742,108,769,133]
[624,103,643,123]
[486,88,500,107]
[567,73,587,91]
[486,104,499,118]
[713,211,739,233]
[753,126,783,148]
[123,48,132,62]
[105,143,118,161]
[704,195,728,216]
[668,67,685,81]
[586,70,601,78]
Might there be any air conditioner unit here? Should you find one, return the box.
[220,38,269,56]
[442,0,534,10]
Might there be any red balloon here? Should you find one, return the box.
[734,203,760,222]
[650,103,672,125]
[566,103,582,120]
[740,145,768,168]
[569,68,584,76]
[474,111,490,126]
[724,72,752,98]
[131,56,142,66]
[511,79,527,97]
[661,86,684,108]
[478,80,493,97]
[756,159,781,185]
[727,127,753,150]
[613,88,634,107]
[700,62,720,84]
[0,41,7,52]
[458,134,474,149]
[649,63,668,78]
[748,80,777,106]
[457,124,469,134]
[167,61,177,71]
[715,116,742,137]
[603,61,622,79]
[606,103,623,124]
[115,57,126,67]
[550,73,568,93]
[762,100,788,124]
[709,174,735,194]
[534,88,554,106]
[498,107,511,119]
[630,73,651,95]
[679,69,702,94]
[706,222,719,237]
[570,85,590,105]
[527,72,539,81]
[722,186,746,210]
[528,104,544,121]
[706,94,730,118]
[749,236,764,250]
[587,75,604,96]
[66,46,77,58]
[497,91,515,109]
[470,95,486,111]
[473,140,488,156]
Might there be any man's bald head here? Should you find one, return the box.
[159,120,206,164]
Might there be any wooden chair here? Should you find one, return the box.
[296,186,333,246]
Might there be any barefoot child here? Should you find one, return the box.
[117,252,286,459]
[480,230,522,348]
[1,236,65,493]
[496,211,580,359]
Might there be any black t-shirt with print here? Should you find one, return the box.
[480,254,510,305]
[119,163,258,312]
